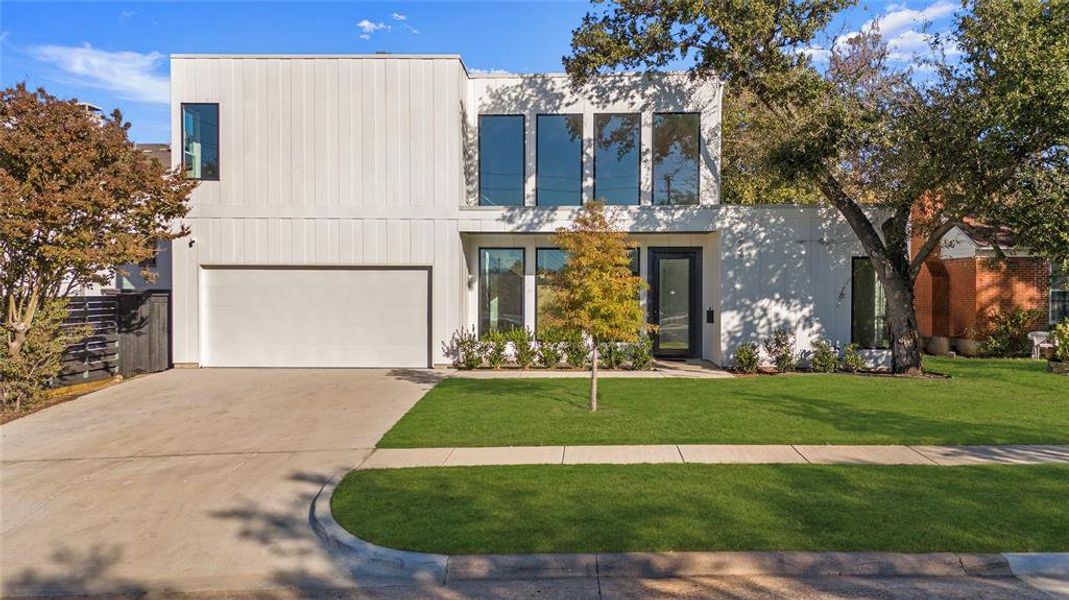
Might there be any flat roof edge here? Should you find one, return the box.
[171,53,464,60]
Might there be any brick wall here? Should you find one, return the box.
[975,257,1050,333]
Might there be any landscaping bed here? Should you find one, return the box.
[378,358,1069,448]
[332,463,1069,555]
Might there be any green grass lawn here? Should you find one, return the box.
[378,357,1069,447]
[332,464,1069,554]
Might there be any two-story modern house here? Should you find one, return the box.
[170,54,888,368]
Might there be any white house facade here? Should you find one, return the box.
[170,54,888,368]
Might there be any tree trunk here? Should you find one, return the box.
[589,342,599,412]
[878,264,924,375]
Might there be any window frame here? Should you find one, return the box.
[535,114,584,207]
[1051,262,1069,325]
[652,111,701,206]
[593,112,642,206]
[478,247,527,335]
[478,114,526,207]
[180,102,221,182]
[850,256,890,349]
[535,247,568,337]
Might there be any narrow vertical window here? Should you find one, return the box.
[852,257,889,348]
[594,113,640,205]
[479,248,525,334]
[536,115,583,206]
[535,248,568,336]
[628,247,640,276]
[479,115,525,206]
[181,103,220,180]
[652,113,700,205]
[1051,263,1069,324]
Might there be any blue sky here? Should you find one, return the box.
[0,0,958,142]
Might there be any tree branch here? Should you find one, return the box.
[908,220,958,279]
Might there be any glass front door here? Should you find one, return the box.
[649,248,701,358]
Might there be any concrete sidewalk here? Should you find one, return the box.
[359,444,1069,469]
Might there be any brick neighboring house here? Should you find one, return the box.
[913,222,1068,355]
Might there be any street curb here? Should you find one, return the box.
[310,475,1069,583]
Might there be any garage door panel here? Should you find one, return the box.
[202,268,428,367]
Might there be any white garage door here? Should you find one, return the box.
[201,267,429,368]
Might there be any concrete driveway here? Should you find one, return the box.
[0,368,439,597]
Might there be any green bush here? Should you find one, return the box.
[982,308,1042,358]
[508,328,536,370]
[450,326,483,370]
[597,341,627,369]
[733,342,760,374]
[809,340,838,373]
[562,330,590,369]
[763,328,797,373]
[841,343,866,373]
[481,330,510,369]
[537,329,564,369]
[1051,319,1069,362]
[1,299,91,411]
[628,333,654,370]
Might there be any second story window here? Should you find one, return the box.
[479,115,525,206]
[653,113,700,205]
[536,115,583,206]
[594,113,640,206]
[181,103,219,180]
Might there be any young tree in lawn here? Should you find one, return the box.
[564,0,1069,374]
[0,84,196,408]
[544,201,646,412]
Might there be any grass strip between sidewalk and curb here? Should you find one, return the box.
[331,463,1069,555]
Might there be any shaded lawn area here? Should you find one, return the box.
[378,358,1069,447]
[332,464,1069,555]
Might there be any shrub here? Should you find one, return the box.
[763,328,797,373]
[449,326,483,370]
[1,299,91,411]
[628,333,654,370]
[597,341,627,369]
[841,343,866,373]
[537,329,564,369]
[809,340,838,373]
[481,330,509,369]
[982,308,1042,358]
[562,330,590,369]
[508,328,536,369]
[1051,318,1069,362]
[733,342,760,374]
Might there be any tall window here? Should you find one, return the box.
[852,257,889,348]
[594,113,640,205]
[653,113,700,205]
[479,115,525,206]
[536,248,567,335]
[536,115,583,206]
[479,248,525,334]
[1052,263,1069,324]
[181,104,220,180]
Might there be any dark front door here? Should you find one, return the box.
[649,248,702,358]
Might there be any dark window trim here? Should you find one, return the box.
[478,114,526,207]
[593,112,641,206]
[850,256,890,349]
[652,111,701,206]
[478,247,526,335]
[535,114,584,207]
[180,102,220,182]
[1052,262,1069,325]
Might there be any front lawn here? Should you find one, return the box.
[332,464,1069,555]
[378,357,1069,447]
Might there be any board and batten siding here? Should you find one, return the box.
[170,56,471,366]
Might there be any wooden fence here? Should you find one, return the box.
[57,292,171,386]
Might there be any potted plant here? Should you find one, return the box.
[1049,319,1069,375]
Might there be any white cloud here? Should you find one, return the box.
[829,0,959,65]
[874,0,956,38]
[796,45,831,64]
[468,67,512,75]
[391,12,407,22]
[28,43,168,104]
[357,19,390,39]
[118,10,136,24]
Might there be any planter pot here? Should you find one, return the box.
[926,336,951,356]
[952,338,983,357]
[1049,360,1069,375]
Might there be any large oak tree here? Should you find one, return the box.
[564,0,1069,373]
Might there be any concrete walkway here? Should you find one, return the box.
[360,444,1069,469]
